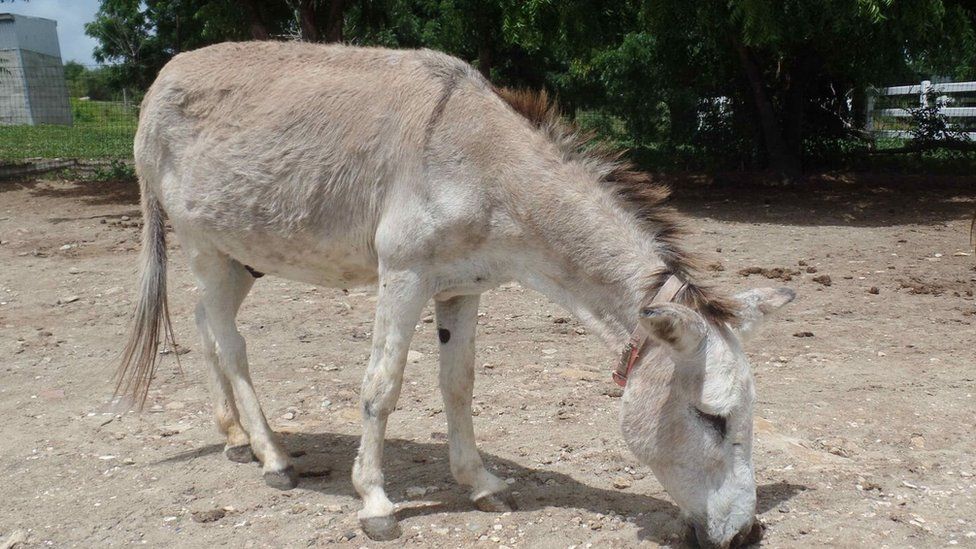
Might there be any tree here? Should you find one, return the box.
[83,0,976,172]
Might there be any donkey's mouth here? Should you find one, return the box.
[686,518,764,549]
[730,519,764,547]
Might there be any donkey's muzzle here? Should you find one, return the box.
[688,517,764,549]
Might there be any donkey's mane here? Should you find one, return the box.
[495,87,741,325]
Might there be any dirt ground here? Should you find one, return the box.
[1,173,975,549]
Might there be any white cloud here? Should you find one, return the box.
[3,0,101,64]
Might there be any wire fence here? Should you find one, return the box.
[0,63,138,171]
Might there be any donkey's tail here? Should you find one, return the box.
[115,185,178,409]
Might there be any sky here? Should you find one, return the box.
[4,0,101,64]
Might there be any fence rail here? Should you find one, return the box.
[867,79,976,139]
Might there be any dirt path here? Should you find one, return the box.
[1,175,974,548]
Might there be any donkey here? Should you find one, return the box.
[119,41,794,548]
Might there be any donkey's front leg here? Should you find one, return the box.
[435,295,514,512]
[352,270,430,541]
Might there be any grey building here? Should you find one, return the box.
[0,13,72,125]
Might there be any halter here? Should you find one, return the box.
[611,274,687,387]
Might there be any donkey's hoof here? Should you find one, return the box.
[360,515,401,541]
[225,444,256,464]
[263,466,298,490]
[474,490,517,513]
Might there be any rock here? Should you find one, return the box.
[191,509,227,523]
[793,331,814,338]
[868,286,880,294]
[406,486,427,498]
[812,275,832,286]
[805,266,817,273]
[68,266,82,274]
[282,411,296,420]
[612,477,632,489]
[120,215,130,221]
[407,350,424,363]
[1,529,28,549]
[910,435,925,449]
[58,295,80,304]
[602,386,623,398]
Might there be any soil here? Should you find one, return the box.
[1,173,975,548]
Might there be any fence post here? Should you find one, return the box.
[865,89,875,131]
[920,79,931,107]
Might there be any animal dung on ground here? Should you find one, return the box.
[737,266,801,281]
[812,275,832,286]
[191,509,226,523]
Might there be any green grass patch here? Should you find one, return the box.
[0,98,137,161]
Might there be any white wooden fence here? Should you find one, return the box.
[867,79,976,139]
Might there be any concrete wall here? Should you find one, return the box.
[0,13,72,126]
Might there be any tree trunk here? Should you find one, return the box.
[782,57,810,166]
[323,0,346,43]
[477,42,493,78]
[298,0,319,42]
[732,39,800,176]
[241,0,270,40]
[851,83,867,130]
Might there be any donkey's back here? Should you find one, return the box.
[136,41,496,287]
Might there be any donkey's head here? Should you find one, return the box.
[619,287,794,549]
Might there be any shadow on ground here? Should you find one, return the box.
[0,176,140,208]
[155,431,806,546]
[668,172,976,228]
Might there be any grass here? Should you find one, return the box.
[0,98,137,162]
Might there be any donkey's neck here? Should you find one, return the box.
[509,167,668,349]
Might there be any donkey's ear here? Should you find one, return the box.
[639,303,707,356]
[733,287,796,341]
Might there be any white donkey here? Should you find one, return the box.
[119,41,794,548]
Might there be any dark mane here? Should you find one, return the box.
[495,87,741,325]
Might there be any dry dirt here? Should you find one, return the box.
[1,174,975,549]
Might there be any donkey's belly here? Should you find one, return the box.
[205,229,379,288]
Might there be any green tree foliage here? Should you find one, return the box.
[83,0,976,172]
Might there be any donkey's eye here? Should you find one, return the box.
[694,408,728,439]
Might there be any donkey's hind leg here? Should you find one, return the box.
[190,251,296,489]
[435,295,514,512]
[195,303,254,463]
